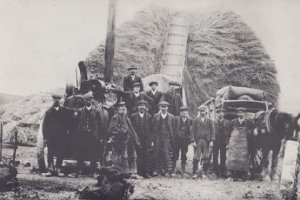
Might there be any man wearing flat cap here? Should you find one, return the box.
[172,106,192,176]
[123,65,144,92]
[151,101,176,177]
[130,100,152,178]
[227,107,255,180]
[42,94,74,177]
[146,81,162,116]
[191,105,215,179]
[213,108,232,177]
[75,96,103,178]
[112,82,153,116]
[161,81,183,116]
[108,102,140,172]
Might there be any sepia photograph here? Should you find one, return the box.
[0,0,300,199]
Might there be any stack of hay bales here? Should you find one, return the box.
[0,89,64,146]
[85,7,280,115]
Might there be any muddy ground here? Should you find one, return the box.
[0,146,291,200]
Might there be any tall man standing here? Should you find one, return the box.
[42,94,74,177]
[146,81,162,116]
[191,105,215,179]
[152,101,176,177]
[161,82,182,116]
[130,100,152,178]
[213,109,231,177]
[108,102,140,172]
[123,65,144,92]
[75,97,102,178]
[172,106,192,176]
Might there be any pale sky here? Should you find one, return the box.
[0,0,299,114]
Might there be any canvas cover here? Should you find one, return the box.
[227,127,249,172]
[216,86,266,101]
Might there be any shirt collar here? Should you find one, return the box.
[131,75,135,80]
[161,112,168,119]
[200,117,206,122]
[181,116,187,122]
[134,92,140,97]
[54,107,59,111]
[151,90,157,95]
[238,118,244,124]
[139,112,145,118]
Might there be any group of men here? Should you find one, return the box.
[42,65,255,180]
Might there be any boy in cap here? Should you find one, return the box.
[146,81,162,116]
[108,102,140,172]
[152,101,176,177]
[123,65,144,92]
[42,94,74,177]
[172,106,192,176]
[130,100,152,178]
[213,108,232,177]
[161,82,183,116]
[191,105,215,179]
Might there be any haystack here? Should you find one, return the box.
[85,6,280,115]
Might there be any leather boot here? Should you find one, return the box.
[181,162,186,174]
[192,160,199,175]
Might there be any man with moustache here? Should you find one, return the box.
[161,82,182,116]
[152,101,176,177]
[123,65,144,92]
[191,105,215,179]
[42,94,74,177]
[130,100,152,178]
[172,106,192,176]
[213,108,232,177]
[227,107,255,180]
[146,81,162,116]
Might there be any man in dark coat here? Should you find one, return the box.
[213,109,232,177]
[146,81,162,116]
[123,65,144,92]
[161,82,182,116]
[75,97,102,178]
[108,102,140,172]
[172,106,192,176]
[113,82,153,116]
[130,100,152,178]
[191,105,215,179]
[42,94,74,177]
[152,101,176,177]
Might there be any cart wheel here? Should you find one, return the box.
[37,118,48,173]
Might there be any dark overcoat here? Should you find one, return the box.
[130,112,152,147]
[161,92,182,116]
[123,75,144,92]
[146,90,162,115]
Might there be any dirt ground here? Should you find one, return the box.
[0,146,290,200]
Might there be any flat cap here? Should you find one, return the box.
[117,101,126,107]
[180,106,189,111]
[138,100,148,105]
[128,65,138,71]
[159,101,170,106]
[216,108,225,113]
[132,82,141,88]
[149,81,158,86]
[169,81,181,86]
[52,94,63,100]
[197,105,207,111]
[237,107,246,112]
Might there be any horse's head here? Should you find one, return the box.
[274,111,295,140]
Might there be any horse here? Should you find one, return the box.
[253,109,299,180]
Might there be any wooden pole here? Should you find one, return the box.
[104,0,117,83]
[0,122,2,158]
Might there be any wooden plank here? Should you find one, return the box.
[279,140,299,199]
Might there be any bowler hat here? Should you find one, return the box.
[159,101,170,107]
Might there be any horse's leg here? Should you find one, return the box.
[270,143,281,181]
[261,148,270,179]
